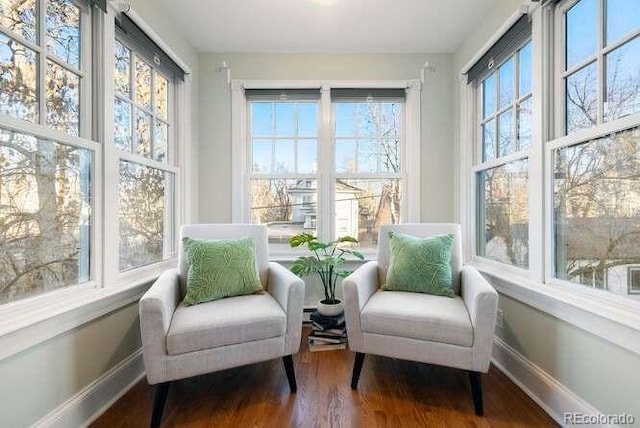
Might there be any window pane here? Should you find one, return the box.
[119,161,173,271]
[0,33,38,122]
[606,0,640,46]
[334,179,401,249]
[518,97,533,151]
[358,139,378,173]
[498,109,515,157]
[630,268,640,294]
[478,160,529,268]
[381,103,401,138]
[605,36,640,122]
[251,102,272,136]
[379,139,400,173]
[0,0,37,43]
[0,127,91,303]
[46,60,79,136]
[46,0,80,69]
[250,179,317,245]
[482,74,496,118]
[554,127,640,297]
[275,102,294,136]
[335,102,355,136]
[566,0,597,70]
[499,57,514,109]
[519,42,532,97]
[297,102,317,136]
[114,40,130,98]
[335,139,356,173]
[566,63,597,134]
[251,138,271,173]
[297,139,316,173]
[135,108,151,158]
[155,72,168,120]
[273,139,294,173]
[154,119,168,163]
[134,55,151,110]
[114,97,131,151]
[356,103,377,136]
[482,119,496,162]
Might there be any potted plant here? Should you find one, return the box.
[289,234,364,316]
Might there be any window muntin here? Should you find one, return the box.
[0,0,86,136]
[114,35,177,272]
[476,40,532,269]
[248,100,319,246]
[551,0,640,302]
[333,99,403,249]
[0,126,91,304]
[562,0,640,135]
[0,0,92,304]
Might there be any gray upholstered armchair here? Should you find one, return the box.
[342,223,498,415]
[139,224,305,427]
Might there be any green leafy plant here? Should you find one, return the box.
[289,234,365,304]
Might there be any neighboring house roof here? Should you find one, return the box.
[561,217,640,260]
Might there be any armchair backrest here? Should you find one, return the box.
[377,223,463,295]
[178,224,270,296]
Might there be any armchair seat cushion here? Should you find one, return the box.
[167,293,287,355]
[360,291,473,347]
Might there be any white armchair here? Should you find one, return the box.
[139,224,305,427]
[342,224,498,415]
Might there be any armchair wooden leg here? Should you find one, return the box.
[468,371,484,416]
[150,381,170,428]
[351,352,366,389]
[282,355,297,393]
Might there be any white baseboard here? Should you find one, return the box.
[491,337,611,428]
[34,349,146,428]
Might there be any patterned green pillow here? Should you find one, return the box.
[382,232,455,297]
[182,237,263,306]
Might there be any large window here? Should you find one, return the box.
[473,28,532,269]
[0,0,93,303]
[113,29,177,272]
[466,0,640,304]
[553,0,640,297]
[0,3,186,306]
[240,85,418,252]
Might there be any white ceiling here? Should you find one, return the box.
[155,0,496,53]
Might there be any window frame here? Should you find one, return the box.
[232,80,422,258]
[459,2,640,357]
[0,3,193,360]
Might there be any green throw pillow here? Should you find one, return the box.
[382,232,455,297]
[182,236,263,306]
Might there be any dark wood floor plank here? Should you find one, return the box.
[92,328,558,428]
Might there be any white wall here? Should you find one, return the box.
[0,1,200,425]
[197,52,455,224]
[453,0,640,420]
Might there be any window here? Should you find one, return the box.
[470,17,532,270]
[629,268,640,294]
[0,0,93,303]
[237,84,420,253]
[0,4,187,307]
[553,0,640,295]
[113,25,178,272]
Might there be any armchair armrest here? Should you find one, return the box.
[342,261,380,351]
[461,266,499,372]
[268,262,305,355]
[139,268,180,376]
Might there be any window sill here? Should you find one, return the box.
[0,263,171,361]
[470,259,640,356]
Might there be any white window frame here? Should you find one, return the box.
[459,3,640,357]
[232,80,421,258]
[0,4,193,360]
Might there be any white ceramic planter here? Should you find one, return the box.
[317,299,344,316]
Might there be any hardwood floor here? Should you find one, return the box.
[92,328,558,427]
